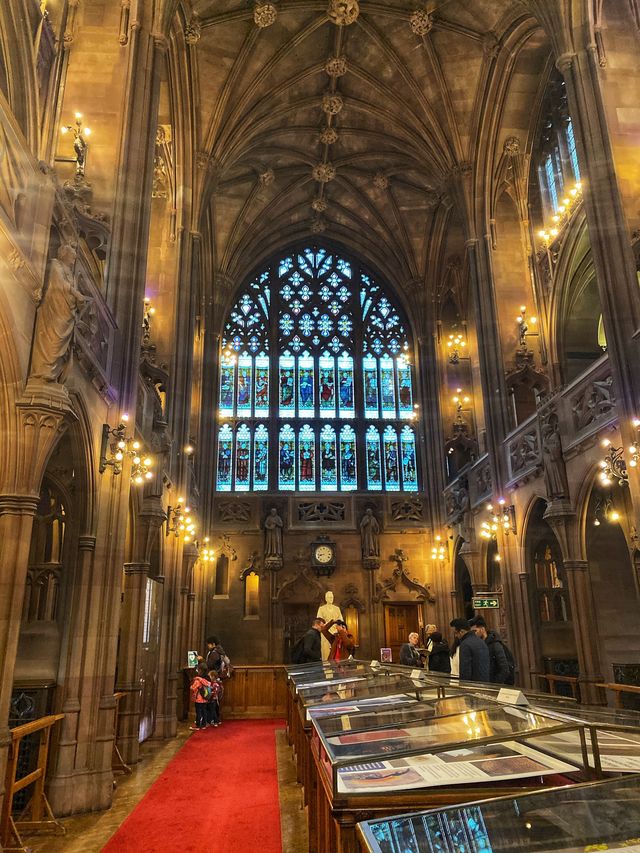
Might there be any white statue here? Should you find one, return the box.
[30,244,88,383]
[316,590,343,661]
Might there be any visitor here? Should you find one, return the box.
[190,665,212,731]
[427,631,451,674]
[321,619,356,661]
[424,623,437,656]
[450,636,460,677]
[292,617,326,663]
[205,636,227,675]
[470,617,515,684]
[399,632,424,667]
[449,618,490,683]
[207,670,224,726]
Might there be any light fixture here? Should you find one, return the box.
[99,417,154,485]
[59,113,91,178]
[537,182,583,246]
[480,498,516,539]
[598,439,628,487]
[447,333,466,365]
[516,306,537,349]
[452,388,471,418]
[593,494,620,526]
[430,534,447,562]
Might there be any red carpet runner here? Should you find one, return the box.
[102,719,285,853]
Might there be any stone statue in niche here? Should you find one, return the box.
[30,244,88,383]
[540,407,569,499]
[316,590,343,661]
[360,508,380,569]
[264,507,283,569]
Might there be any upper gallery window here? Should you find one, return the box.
[215,246,419,493]
[536,77,582,219]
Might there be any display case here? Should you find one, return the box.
[357,774,640,853]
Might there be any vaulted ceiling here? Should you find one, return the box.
[192,0,546,290]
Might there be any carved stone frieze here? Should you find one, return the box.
[297,501,345,523]
[508,428,540,476]
[216,500,252,523]
[390,496,424,522]
[571,375,615,432]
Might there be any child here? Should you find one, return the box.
[207,670,224,727]
[190,665,211,731]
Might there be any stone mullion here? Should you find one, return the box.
[152,539,180,740]
[563,560,605,704]
[517,571,539,689]
[416,331,446,527]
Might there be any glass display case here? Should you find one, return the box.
[357,774,640,853]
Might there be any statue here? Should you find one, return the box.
[360,508,380,568]
[264,508,283,568]
[30,244,88,383]
[540,408,569,499]
[317,591,343,661]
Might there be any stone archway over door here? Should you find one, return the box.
[384,603,420,663]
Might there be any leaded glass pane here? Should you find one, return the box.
[254,354,269,416]
[298,352,314,412]
[217,425,233,491]
[279,353,295,416]
[397,357,413,418]
[380,356,396,418]
[363,355,378,418]
[566,118,580,181]
[320,425,337,490]
[254,425,269,490]
[383,426,400,491]
[400,426,418,492]
[319,354,336,418]
[237,354,252,413]
[219,360,235,417]
[235,424,251,490]
[337,353,354,418]
[339,425,357,491]
[299,424,315,491]
[366,426,382,490]
[279,424,295,490]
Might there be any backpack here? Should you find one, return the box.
[198,682,213,701]
[291,635,306,664]
[502,642,516,685]
[219,654,233,679]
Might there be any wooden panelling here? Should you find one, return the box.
[222,665,287,719]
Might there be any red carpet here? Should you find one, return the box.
[102,719,285,853]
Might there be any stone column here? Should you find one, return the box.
[517,571,538,690]
[116,562,149,765]
[563,560,605,704]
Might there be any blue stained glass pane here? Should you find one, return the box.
[363,355,379,418]
[320,425,337,490]
[279,354,295,416]
[279,425,295,490]
[545,155,558,212]
[338,354,354,418]
[383,426,400,491]
[338,314,353,337]
[280,313,294,335]
[339,426,357,491]
[254,426,269,490]
[566,119,580,181]
[219,361,235,417]
[299,424,315,491]
[298,353,314,411]
[300,313,314,336]
[235,424,251,491]
[217,425,233,492]
[336,258,351,278]
[279,257,293,276]
[380,356,396,419]
[366,426,382,491]
[237,355,252,413]
[401,426,418,492]
[318,314,333,336]
[319,355,336,418]
[397,360,413,417]
[254,354,269,416]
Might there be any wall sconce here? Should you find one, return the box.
[452,389,471,424]
[59,112,91,178]
[599,439,628,487]
[537,182,582,246]
[200,537,215,562]
[516,306,537,349]
[480,499,516,539]
[166,498,197,541]
[593,494,620,526]
[430,534,447,562]
[447,333,466,365]
[142,297,156,344]
[99,414,153,484]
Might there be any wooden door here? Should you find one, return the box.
[383,603,420,664]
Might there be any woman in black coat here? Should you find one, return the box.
[428,631,451,673]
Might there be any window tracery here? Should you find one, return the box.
[216,246,419,492]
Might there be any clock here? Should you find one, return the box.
[311,537,337,575]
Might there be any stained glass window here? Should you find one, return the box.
[216,245,420,492]
[566,119,580,182]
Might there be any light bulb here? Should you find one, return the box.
[610,511,620,522]
[133,456,141,465]
[122,413,130,422]
[594,518,600,526]
[178,496,185,503]
[204,537,210,543]
[145,471,153,480]
[634,418,640,428]
[83,127,91,136]
[75,112,82,120]
[60,125,68,134]
[115,451,124,461]
[143,457,152,466]
[601,438,611,447]
[132,441,140,450]
[185,445,194,454]
[135,475,143,485]
[117,440,126,450]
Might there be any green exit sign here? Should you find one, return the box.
[472,596,500,609]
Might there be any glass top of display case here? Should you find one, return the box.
[357,774,640,853]
[298,673,438,717]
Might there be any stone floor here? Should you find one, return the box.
[21,722,307,852]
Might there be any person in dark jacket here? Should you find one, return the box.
[205,636,227,673]
[399,632,424,667]
[470,617,513,684]
[300,618,326,663]
[450,618,490,683]
[428,631,451,674]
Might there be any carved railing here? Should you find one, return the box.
[468,454,492,508]
[505,413,541,486]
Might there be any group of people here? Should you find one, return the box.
[294,616,356,663]
[189,636,228,731]
[400,617,515,685]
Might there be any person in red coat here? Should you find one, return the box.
[190,665,211,731]
[321,619,356,661]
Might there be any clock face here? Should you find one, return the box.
[314,544,334,564]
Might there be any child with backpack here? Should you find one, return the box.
[207,670,225,726]
[190,665,212,731]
